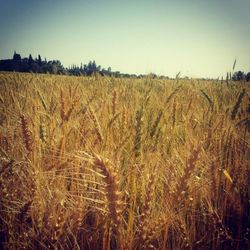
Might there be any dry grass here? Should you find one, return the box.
[0,72,249,249]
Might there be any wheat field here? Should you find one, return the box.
[0,72,249,249]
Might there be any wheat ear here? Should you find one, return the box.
[138,172,156,242]
[88,106,104,143]
[172,147,200,204]
[91,155,123,230]
[20,115,33,152]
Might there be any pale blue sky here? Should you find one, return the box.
[0,0,249,78]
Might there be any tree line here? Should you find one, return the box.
[232,71,250,82]
[0,51,249,80]
[0,52,140,78]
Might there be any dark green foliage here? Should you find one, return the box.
[232,71,246,81]
[0,52,167,78]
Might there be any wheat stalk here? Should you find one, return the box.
[134,107,144,159]
[231,89,245,120]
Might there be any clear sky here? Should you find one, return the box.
[0,0,249,78]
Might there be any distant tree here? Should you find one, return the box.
[13,51,21,61]
[246,72,250,82]
[53,60,64,74]
[114,71,120,77]
[148,73,157,79]
[38,54,42,66]
[92,60,97,71]
[84,61,96,75]
[30,62,40,73]
[0,53,139,77]
[233,71,245,81]
[28,54,34,64]
[20,60,30,72]
[51,64,58,74]
[86,61,93,75]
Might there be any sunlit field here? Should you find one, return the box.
[0,72,249,249]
